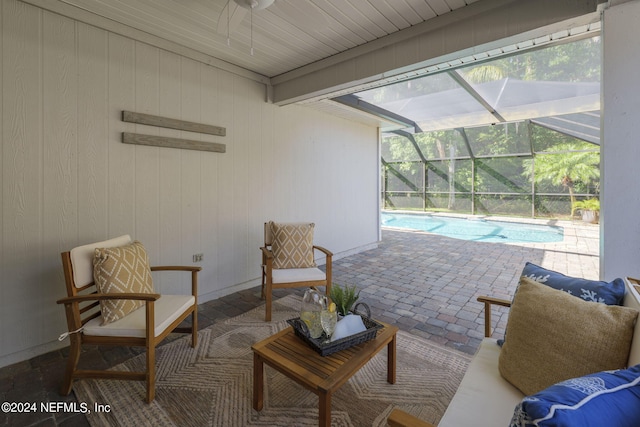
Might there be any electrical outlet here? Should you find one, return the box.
[193,253,204,263]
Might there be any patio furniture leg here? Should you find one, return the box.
[318,390,332,427]
[265,280,272,321]
[61,334,81,395]
[253,353,264,411]
[387,333,396,384]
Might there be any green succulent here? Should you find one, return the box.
[330,283,360,316]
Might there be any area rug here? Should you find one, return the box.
[74,295,470,426]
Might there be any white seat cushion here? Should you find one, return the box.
[439,338,523,427]
[271,267,326,284]
[83,294,195,338]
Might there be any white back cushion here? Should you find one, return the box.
[624,278,640,366]
[69,235,132,288]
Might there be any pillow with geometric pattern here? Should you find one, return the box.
[269,222,316,269]
[93,240,155,325]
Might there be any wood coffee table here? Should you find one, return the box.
[252,321,398,427]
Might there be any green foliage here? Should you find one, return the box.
[573,198,600,212]
[522,143,599,216]
[461,36,600,83]
[329,283,360,316]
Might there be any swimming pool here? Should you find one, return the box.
[381,212,564,243]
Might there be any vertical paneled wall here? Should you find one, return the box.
[601,1,640,281]
[0,0,379,366]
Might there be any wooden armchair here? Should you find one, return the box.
[386,294,511,427]
[260,221,332,321]
[57,235,200,403]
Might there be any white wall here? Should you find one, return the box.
[0,0,379,367]
[601,0,640,281]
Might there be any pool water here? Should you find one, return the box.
[381,212,564,243]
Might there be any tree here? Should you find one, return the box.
[522,143,600,216]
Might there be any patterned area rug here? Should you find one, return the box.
[74,295,470,426]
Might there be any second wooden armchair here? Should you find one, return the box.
[260,221,332,321]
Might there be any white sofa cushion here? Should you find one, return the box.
[439,338,523,427]
[625,278,640,366]
[83,294,194,338]
[271,267,325,284]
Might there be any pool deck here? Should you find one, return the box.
[381,211,600,278]
[335,214,600,355]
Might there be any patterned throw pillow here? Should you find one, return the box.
[269,222,316,269]
[93,241,155,325]
[521,262,625,305]
[511,365,640,427]
[498,277,637,396]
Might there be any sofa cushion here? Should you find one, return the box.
[521,262,625,305]
[269,221,316,269]
[625,279,640,366]
[439,338,524,427]
[93,241,155,325]
[510,365,640,427]
[499,277,638,395]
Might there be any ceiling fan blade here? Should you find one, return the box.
[216,1,248,36]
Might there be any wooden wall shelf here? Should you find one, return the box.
[122,132,226,153]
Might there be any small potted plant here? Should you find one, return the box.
[329,283,360,317]
[572,198,600,224]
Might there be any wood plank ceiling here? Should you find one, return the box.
[52,0,479,78]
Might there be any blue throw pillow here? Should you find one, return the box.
[521,262,625,306]
[511,365,640,427]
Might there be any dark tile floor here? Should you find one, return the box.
[0,226,599,427]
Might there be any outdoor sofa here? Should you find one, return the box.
[389,267,640,427]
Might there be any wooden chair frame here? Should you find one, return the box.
[260,223,332,321]
[57,250,201,403]
[477,295,512,337]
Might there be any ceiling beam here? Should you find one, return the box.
[447,70,507,124]
[333,95,422,133]
[391,130,427,164]
[271,0,602,106]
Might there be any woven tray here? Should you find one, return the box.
[287,302,383,356]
